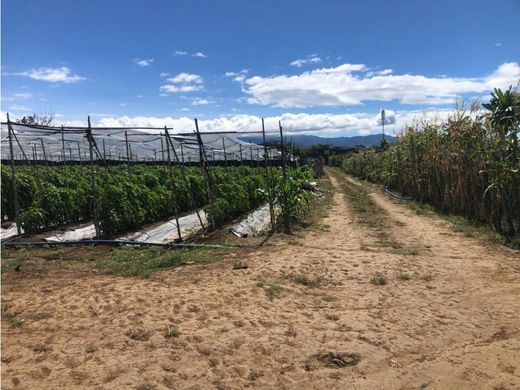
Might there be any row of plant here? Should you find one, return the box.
[339,88,520,237]
[2,163,314,237]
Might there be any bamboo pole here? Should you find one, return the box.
[6,114,21,235]
[279,121,291,234]
[87,116,101,237]
[164,128,205,229]
[194,119,216,228]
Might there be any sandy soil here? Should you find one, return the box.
[2,167,520,389]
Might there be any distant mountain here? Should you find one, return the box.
[239,133,396,148]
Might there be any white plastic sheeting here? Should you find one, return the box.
[122,210,207,243]
[46,224,97,242]
[231,203,279,237]
[0,223,22,241]
[43,210,207,244]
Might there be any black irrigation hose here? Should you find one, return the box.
[384,187,414,201]
[1,240,231,249]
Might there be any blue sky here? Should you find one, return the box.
[2,0,519,136]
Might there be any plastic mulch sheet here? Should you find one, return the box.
[0,223,22,241]
[45,224,97,242]
[121,210,207,243]
[231,203,278,237]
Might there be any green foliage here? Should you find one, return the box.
[2,163,313,237]
[340,89,520,238]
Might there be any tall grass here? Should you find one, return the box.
[341,88,520,238]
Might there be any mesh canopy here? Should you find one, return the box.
[0,122,283,163]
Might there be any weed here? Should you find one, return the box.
[293,274,320,288]
[125,328,150,341]
[93,246,223,278]
[265,284,283,300]
[326,314,339,321]
[370,275,388,285]
[163,325,180,339]
[233,262,248,270]
[397,273,411,280]
[321,295,338,302]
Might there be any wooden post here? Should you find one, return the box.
[262,118,275,231]
[194,118,216,228]
[125,130,130,173]
[180,143,185,164]
[222,137,227,166]
[39,138,48,165]
[87,116,101,237]
[61,126,66,163]
[239,144,243,166]
[6,114,21,235]
[279,121,291,234]
[77,142,82,162]
[163,128,182,241]
[164,128,205,229]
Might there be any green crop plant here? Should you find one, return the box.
[340,88,520,240]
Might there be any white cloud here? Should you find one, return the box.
[225,69,249,83]
[167,73,202,84]
[192,98,214,106]
[181,108,190,111]
[192,52,207,58]
[174,51,188,56]
[1,92,33,101]
[133,58,154,67]
[95,108,455,136]
[159,72,170,77]
[160,72,203,94]
[15,67,85,83]
[495,42,503,47]
[136,94,143,98]
[242,62,520,107]
[290,54,322,67]
[160,84,203,93]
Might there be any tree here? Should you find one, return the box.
[18,112,55,126]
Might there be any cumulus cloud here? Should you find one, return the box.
[376,109,396,126]
[95,109,454,136]
[290,54,322,67]
[14,67,85,83]
[174,51,188,56]
[133,58,154,67]
[160,72,203,94]
[192,52,207,58]
[159,72,170,77]
[242,62,520,107]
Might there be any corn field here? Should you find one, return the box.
[341,88,520,238]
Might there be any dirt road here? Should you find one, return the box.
[2,168,520,389]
